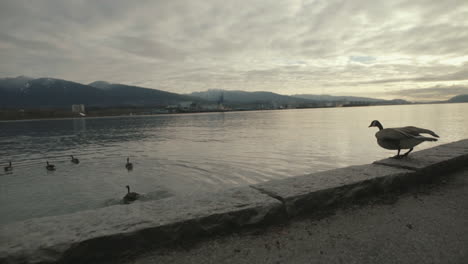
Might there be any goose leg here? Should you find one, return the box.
[392,149,402,159]
[402,148,413,157]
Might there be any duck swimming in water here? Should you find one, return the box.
[4,161,12,172]
[70,155,80,164]
[368,120,439,159]
[123,185,140,203]
[46,161,56,171]
[125,157,133,170]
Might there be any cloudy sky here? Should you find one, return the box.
[1,0,468,101]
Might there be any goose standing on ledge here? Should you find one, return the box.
[123,185,140,203]
[70,155,80,164]
[4,161,13,172]
[125,157,133,171]
[369,120,439,159]
[46,161,56,171]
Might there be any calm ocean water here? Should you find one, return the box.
[1,103,467,225]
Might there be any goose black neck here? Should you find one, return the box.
[376,122,383,130]
[126,186,130,193]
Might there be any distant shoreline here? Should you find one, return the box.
[0,104,383,121]
[0,101,466,122]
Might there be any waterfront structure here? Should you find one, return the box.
[71,104,86,113]
[217,92,224,110]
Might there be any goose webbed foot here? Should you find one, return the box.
[391,149,402,159]
[401,148,414,157]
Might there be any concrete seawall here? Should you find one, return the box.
[1,139,467,264]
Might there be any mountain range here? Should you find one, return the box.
[0,76,196,108]
[1,76,466,109]
[189,89,313,104]
[448,94,468,103]
[291,94,383,102]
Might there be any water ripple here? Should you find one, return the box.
[1,104,468,225]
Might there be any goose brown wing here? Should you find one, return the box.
[376,128,414,140]
[398,126,439,138]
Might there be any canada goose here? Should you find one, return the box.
[4,161,12,172]
[46,161,56,171]
[369,120,439,159]
[70,155,80,164]
[125,157,133,170]
[123,185,140,203]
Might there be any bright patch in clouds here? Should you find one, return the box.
[1,0,468,101]
[350,56,376,64]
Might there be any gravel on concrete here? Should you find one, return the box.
[121,166,468,264]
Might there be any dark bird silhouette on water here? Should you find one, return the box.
[123,185,140,203]
[70,155,80,164]
[4,161,13,172]
[125,157,133,170]
[46,161,56,171]
[368,120,439,159]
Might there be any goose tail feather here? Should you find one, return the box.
[406,127,440,138]
[421,129,439,138]
[415,135,438,141]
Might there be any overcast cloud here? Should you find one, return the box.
[1,0,468,100]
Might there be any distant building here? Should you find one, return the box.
[151,109,170,114]
[178,101,200,111]
[71,104,85,113]
[166,105,179,113]
[178,101,193,110]
[217,92,224,110]
[200,104,219,110]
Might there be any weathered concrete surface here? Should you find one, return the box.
[253,139,468,217]
[0,187,283,264]
[252,164,413,216]
[374,139,468,171]
[123,166,468,264]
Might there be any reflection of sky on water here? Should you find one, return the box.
[73,118,86,132]
[0,103,467,225]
